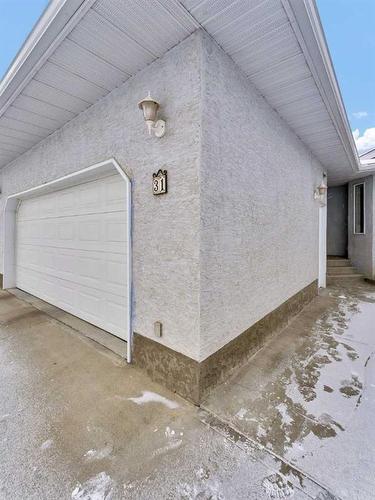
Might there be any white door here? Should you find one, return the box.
[15,174,129,339]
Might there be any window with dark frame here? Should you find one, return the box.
[354,183,365,234]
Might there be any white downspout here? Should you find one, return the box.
[125,173,132,363]
[318,174,327,288]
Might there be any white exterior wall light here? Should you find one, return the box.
[138,92,166,138]
[314,180,327,200]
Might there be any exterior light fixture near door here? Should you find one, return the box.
[138,92,166,138]
[314,180,327,200]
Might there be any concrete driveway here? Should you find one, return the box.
[204,279,375,500]
[0,279,374,499]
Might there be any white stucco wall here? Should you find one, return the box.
[0,30,328,363]
[0,33,202,360]
[198,33,324,361]
[348,175,374,278]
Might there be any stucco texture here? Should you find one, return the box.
[348,175,374,278]
[0,33,202,360]
[1,31,326,364]
[198,33,324,361]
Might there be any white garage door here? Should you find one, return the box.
[15,174,129,340]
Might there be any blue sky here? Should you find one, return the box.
[317,0,375,154]
[0,0,49,78]
[0,0,374,153]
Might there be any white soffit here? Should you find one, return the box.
[0,0,362,184]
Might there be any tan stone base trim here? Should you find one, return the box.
[133,280,318,404]
[199,280,318,399]
[133,334,200,403]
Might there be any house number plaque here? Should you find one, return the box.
[153,169,167,195]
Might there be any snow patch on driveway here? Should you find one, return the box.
[71,472,114,500]
[262,473,294,498]
[40,439,53,450]
[84,444,112,461]
[127,391,179,409]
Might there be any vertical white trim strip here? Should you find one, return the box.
[318,202,327,288]
[318,174,327,288]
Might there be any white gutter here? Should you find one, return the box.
[360,159,375,170]
[0,0,96,117]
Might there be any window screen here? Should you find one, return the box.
[354,183,365,234]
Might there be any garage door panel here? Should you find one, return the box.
[106,299,127,332]
[78,288,102,317]
[18,175,127,221]
[17,266,125,335]
[78,220,101,242]
[18,214,127,253]
[17,259,127,336]
[15,174,129,339]
[106,256,127,286]
[59,222,75,240]
[16,246,127,296]
[105,219,127,243]
[104,177,127,207]
[77,254,102,278]
[17,268,58,301]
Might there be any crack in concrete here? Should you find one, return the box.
[337,335,374,348]
[199,405,341,500]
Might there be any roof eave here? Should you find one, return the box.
[0,0,366,181]
[0,0,95,116]
[282,0,360,175]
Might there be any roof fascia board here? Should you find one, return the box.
[281,0,359,173]
[0,0,96,116]
[361,148,375,160]
[360,159,375,168]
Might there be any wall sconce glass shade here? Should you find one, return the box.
[318,181,327,196]
[138,92,165,137]
[138,93,159,122]
[314,180,327,201]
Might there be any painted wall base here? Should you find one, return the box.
[134,280,318,404]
